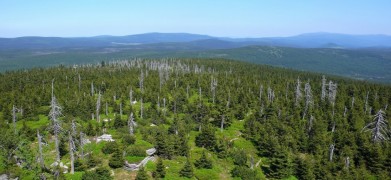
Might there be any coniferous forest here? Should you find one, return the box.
[0,58,390,179]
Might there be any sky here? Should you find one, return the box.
[1,0,390,38]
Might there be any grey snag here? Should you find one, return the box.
[362,109,389,143]
[49,79,62,162]
[37,130,45,169]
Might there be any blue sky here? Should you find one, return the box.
[1,0,390,37]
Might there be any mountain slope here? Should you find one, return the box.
[164,46,391,82]
[2,32,391,50]
[1,45,390,83]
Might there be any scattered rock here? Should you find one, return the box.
[146,148,156,156]
[96,134,114,143]
[50,161,69,174]
[0,174,8,180]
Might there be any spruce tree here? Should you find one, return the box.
[195,151,212,169]
[179,159,194,178]
[267,149,293,179]
[295,156,315,180]
[86,122,96,136]
[108,148,124,168]
[195,124,216,151]
[153,158,166,179]
[155,130,173,159]
[136,166,149,180]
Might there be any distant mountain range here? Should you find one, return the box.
[1,32,391,49]
[0,32,391,83]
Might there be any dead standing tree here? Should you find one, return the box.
[362,109,389,143]
[321,76,326,101]
[37,130,45,169]
[12,105,21,134]
[128,112,136,135]
[302,82,313,120]
[49,79,63,162]
[329,143,335,162]
[139,70,144,93]
[68,132,76,174]
[79,132,85,160]
[295,78,302,106]
[211,76,218,104]
[328,81,337,111]
[96,91,101,122]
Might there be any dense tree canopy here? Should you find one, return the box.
[0,58,390,179]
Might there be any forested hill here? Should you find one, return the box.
[1,45,391,83]
[0,59,390,179]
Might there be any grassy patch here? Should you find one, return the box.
[17,115,49,130]
[64,172,83,180]
[125,156,145,163]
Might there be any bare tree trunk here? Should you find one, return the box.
[163,97,166,117]
[140,98,143,119]
[295,78,302,106]
[105,102,108,116]
[250,155,254,169]
[365,91,369,114]
[50,80,62,162]
[199,86,202,106]
[120,102,123,117]
[302,82,313,120]
[79,132,84,160]
[128,113,135,135]
[91,82,94,96]
[78,74,81,92]
[12,105,17,134]
[129,87,133,103]
[220,115,225,132]
[37,130,45,169]
[157,96,160,108]
[55,132,60,162]
[186,84,190,99]
[321,76,326,101]
[345,157,350,170]
[96,91,101,122]
[69,133,74,174]
[259,85,263,103]
[329,144,335,162]
[227,90,231,108]
[351,97,355,108]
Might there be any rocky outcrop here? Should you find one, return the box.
[124,148,156,171]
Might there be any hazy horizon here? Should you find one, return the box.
[2,31,391,39]
[1,0,390,38]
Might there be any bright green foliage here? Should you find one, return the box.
[195,124,217,151]
[0,58,390,179]
[155,129,173,159]
[59,137,68,157]
[113,115,126,129]
[265,149,294,179]
[82,167,112,180]
[231,149,248,166]
[74,159,87,171]
[102,141,119,154]
[153,158,166,179]
[122,134,136,145]
[86,154,102,168]
[179,159,194,178]
[136,166,150,180]
[108,148,124,168]
[295,155,315,180]
[231,166,259,180]
[194,151,212,169]
[86,122,96,136]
